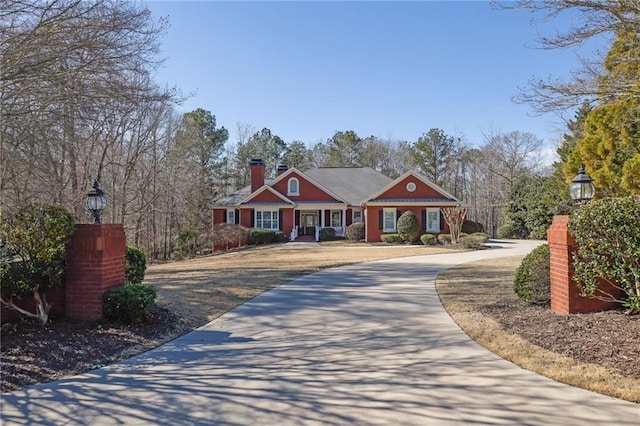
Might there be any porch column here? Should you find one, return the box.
[342,208,347,236]
[321,209,325,227]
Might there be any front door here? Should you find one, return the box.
[300,212,318,236]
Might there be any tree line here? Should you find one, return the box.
[2,0,637,260]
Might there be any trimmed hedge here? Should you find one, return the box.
[103,283,157,324]
[470,232,490,243]
[420,233,437,246]
[346,222,365,241]
[462,220,484,234]
[381,233,403,243]
[318,227,336,241]
[513,244,550,305]
[249,228,275,244]
[125,244,146,285]
[457,235,486,249]
[397,211,420,243]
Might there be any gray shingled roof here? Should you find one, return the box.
[213,168,392,207]
[303,167,392,205]
[212,185,252,207]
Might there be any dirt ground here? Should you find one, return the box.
[2,242,639,403]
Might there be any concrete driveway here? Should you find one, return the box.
[1,240,638,425]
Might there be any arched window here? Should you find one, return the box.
[288,178,299,195]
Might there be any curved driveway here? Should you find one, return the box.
[1,240,638,425]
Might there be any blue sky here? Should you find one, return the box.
[145,1,602,152]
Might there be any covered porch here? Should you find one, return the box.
[289,203,351,241]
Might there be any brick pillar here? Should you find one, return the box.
[547,215,620,314]
[65,224,126,320]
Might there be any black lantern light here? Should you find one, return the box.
[569,164,595,205]
[86,180,107,223]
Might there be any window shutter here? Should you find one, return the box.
[250,209,255,228]
[439,209,444,231]
[396,209,401,220]
[378,210,383,230]
[422,210,427,230]
[278,209,283,231]
[235,209,240,225]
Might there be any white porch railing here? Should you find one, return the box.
[315,226,319,241]
[290,226,298,242]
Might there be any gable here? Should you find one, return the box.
[241,186,293,205]
[270,171,342,202]
[367,171,458,203]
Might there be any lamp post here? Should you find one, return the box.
[569,164,595,205]
[86,180,107,224]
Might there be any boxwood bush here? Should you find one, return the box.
[103,283,157,324]
[397,211,420,243]
[125,244,146,285]
[420,233,437,246]
[248,228,275,244]
[318,227,336,241]
[381,233,403,243]
[346,222,365,241]
[513,243,550,305]
[462,219,484,234]
[457,235,487,249]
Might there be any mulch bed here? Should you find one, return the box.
[481,301,640,379]
[1,307,181,393]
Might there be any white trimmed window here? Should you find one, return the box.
[383,208,397,232]
[226,209,236,225]
[288,178,299,195]
[352,210,362,223]
[256,210,279,230]
[330,210,341,227]
[426,209,440,232]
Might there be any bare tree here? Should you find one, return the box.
[496,0,640,112]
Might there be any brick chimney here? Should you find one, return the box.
[277,164,289,176]
[250,158,265,192]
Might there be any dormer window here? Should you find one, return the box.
[288,177,299,195]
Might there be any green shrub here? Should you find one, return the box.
[397,211,420,243]
[318,227,337,241]
[103,283,157,324]
[457,235,487,249]
[497,224,515,239]
[249,228,275,244]
[513,244,550,305]
[0,205,75,324]
[381,233,402,243]
[345,222,365,241]
[569,196,640,314]
[125,244,146,285]
[462,220,484,234]
[470,232,490,243]
[420,233,437,246]
[274,231,288,242]
[437,233,452,245]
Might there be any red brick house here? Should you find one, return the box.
[212,159,459,242]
